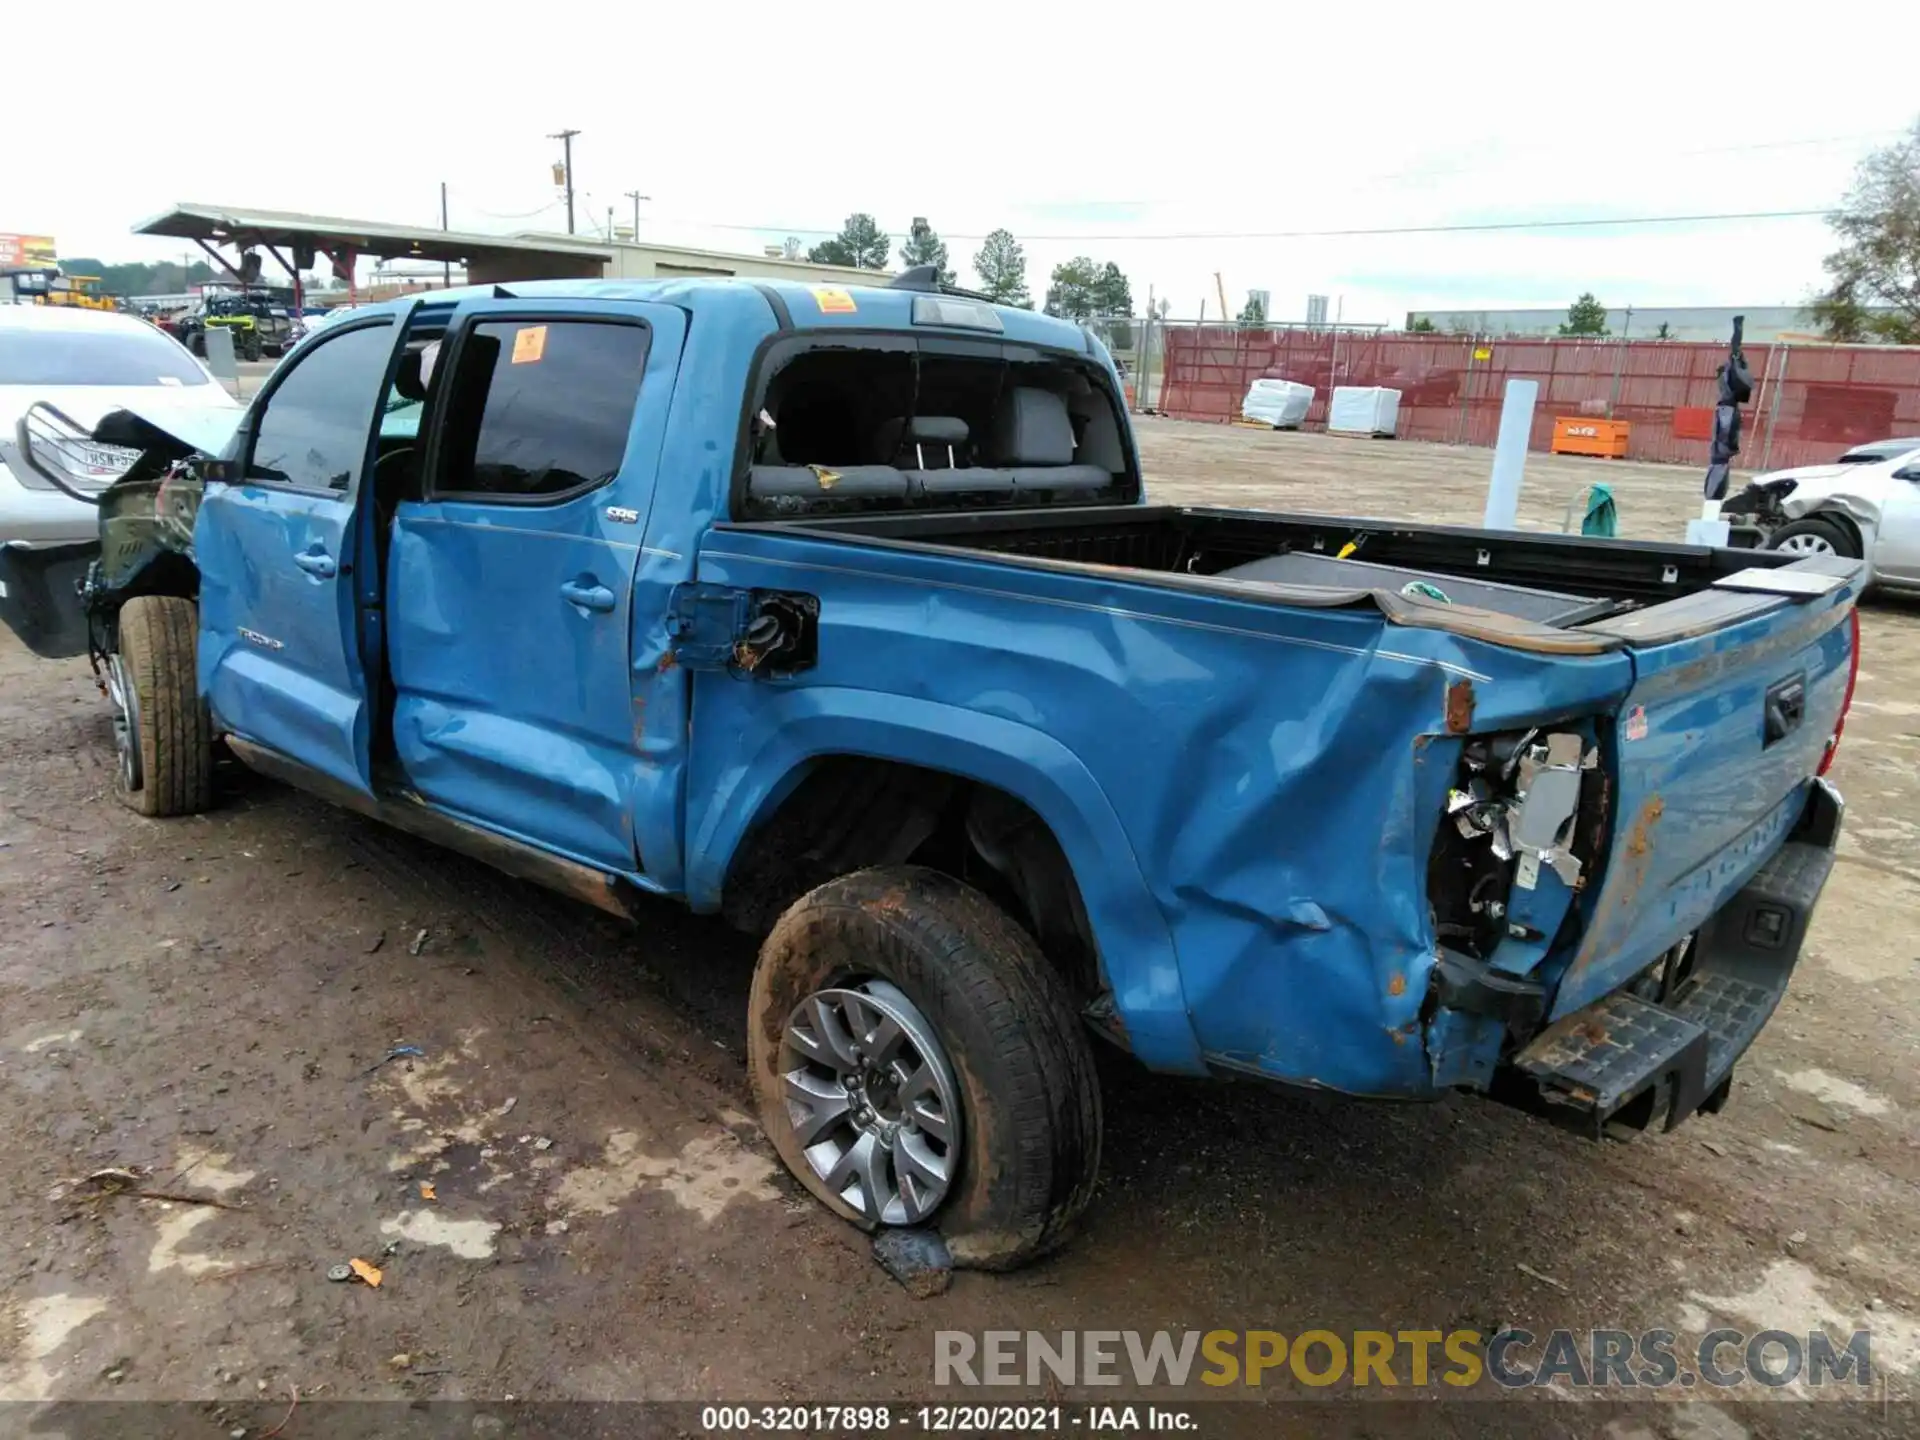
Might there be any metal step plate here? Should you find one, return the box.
[1514,991,1711,1133]
[1670,972,1780,1085]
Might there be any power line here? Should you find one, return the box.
[1332,128,1901,188]
[644,208,1832,244]
[461,198,565,221]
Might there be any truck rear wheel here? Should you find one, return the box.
[110,596,212,817]
[748,866,1101,1269]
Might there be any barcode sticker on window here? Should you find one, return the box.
[511,325,548,364]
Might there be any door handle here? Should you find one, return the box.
[560,578,616,613]
[1764,674,1806,745]
[294,547,337,579]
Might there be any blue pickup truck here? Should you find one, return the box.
[2,271,1859,1268]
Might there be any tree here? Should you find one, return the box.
[1811,118,1920,344]
[1043,257,1100,320]
[972,228,1031,307]
[1408,316,1437,333]
[899,217,954,286]
[1238,294,1268,326]
[1655,321,1672,340]
[1810,289,1871,342]
[1558,292,1610,336]
[780,236,804,260]
[807,213,890,270]
[1094,261,1132,319]
[1046,256,1136,347]
[1095,262,1134,347]
[59,257,218,295]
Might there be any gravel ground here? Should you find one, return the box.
[1,419,1914,1438]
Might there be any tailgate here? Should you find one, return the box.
[1548,561,1858,1019]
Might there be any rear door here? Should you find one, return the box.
[384,300,686,873]
[196,311,412,793]
[1549,573,1857,1017]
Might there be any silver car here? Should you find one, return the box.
[0,304,240,546]
[1729,441,1920,594]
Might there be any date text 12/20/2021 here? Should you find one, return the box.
[698,1405,1198,1433]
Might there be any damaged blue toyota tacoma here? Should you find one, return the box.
[1,271,1859,1268]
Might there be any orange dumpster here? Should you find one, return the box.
[1551,416,1631,458]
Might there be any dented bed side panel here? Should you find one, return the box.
[685,525,1636,1094]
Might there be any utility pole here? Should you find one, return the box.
[624,190,649,240]
[440,181,451,290]
[548,128,581,234]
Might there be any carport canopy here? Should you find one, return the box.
[133,202,615,293]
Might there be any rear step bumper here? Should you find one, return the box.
[1495,780,1840,1139]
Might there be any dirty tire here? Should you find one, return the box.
[1768,515,1859,559]
[115,596,213,817]
[749,866,1102,1270]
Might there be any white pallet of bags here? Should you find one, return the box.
[1240,378,1313,429]
[1327,386,1401,437]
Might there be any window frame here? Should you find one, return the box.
[421,310,653,509]
[238,315,398,500]
[727,328,1142,518]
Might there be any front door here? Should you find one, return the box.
[384,300,686,874]
[196,313,412,793]
[1870,458,1920,583]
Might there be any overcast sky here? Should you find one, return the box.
[15,2,1917,324]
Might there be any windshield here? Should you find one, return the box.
[1839,438,1920,464]
[0,325,210,387]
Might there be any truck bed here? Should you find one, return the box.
[694,496,1858,1129]
[736,502,1834,654]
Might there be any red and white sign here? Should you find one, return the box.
[0,233,57,268]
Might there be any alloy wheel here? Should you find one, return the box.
[104,653,142,793]
[778,980,962,1225]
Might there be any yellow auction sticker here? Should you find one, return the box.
[811,288,857,314]
[512,325,549,364]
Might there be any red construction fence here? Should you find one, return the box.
[1150,328,1920,470]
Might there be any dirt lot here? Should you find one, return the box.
[3,421,1917,1438]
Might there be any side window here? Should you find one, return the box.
[434,319,649,501]
[246,321,395,493]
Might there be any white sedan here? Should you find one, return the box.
[0,304,241,546]
[1729,442,1920,595]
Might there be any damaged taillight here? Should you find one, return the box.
[1817,608,1861,778]
[1430,729,1601,959]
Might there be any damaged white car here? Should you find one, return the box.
[1725,442,1920,594]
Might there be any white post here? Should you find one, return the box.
[204,327,241,401]
[1482,378,1539,530]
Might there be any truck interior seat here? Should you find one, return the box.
[993,386,1114,492]
[875,415,971,470]
[749,465,911,500]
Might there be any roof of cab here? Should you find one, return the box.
[361,276,1095,353]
